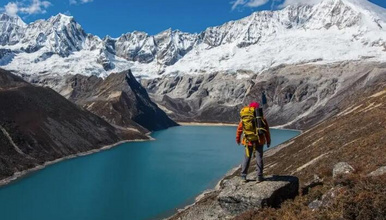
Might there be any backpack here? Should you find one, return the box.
[240,106,267,143]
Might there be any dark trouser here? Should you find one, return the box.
[241,144,264,177]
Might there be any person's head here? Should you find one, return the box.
[249,102,259,109]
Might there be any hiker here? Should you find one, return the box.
[236,102,271,182]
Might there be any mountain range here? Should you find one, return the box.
[0,0,385,79]
[0,0,385,130]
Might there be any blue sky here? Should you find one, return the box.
[1,0,385,38]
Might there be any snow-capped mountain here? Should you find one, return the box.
[0,13,26,46]
[111,29,199,65]
[0,0,385,78]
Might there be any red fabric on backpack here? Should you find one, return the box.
[249,102,259,108]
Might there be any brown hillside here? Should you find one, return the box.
[236,83,386,219]
[0,69,147,182]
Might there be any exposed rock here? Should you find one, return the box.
[143,72,252,123]
[0,68,147,181]
[308,187,343,211]
[308,199,323,210]
[368,166,386,177]
[169,175,299,220]
[218,175,299,216]
[333,162,355,178]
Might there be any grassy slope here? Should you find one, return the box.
[235,83,386,219]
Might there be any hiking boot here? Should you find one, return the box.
[256,176,264,183]
[241,175,247,182]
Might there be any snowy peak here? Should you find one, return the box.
[21,13,88,56]
[0,2,385,78]
[0,13,26,27]
[305,0,386,29]
[112,28,198,65]
[0,13,26,46]
[201,0,385,49]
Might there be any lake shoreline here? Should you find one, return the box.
[0,138,152,188]
[178,122,302,132]
[177,122,238,126]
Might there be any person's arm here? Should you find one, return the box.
[264,119,271,147]
[236,121,243,145]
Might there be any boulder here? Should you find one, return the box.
[218,175,299,216]
[308,187,343,211]
[170,175,299,220]
[333,162,355,178]
[368,166,386,177]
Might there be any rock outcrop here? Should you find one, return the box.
[170,175,299,220]
[0,68,148,181]
[332,162,355,178]
[218,176,299,215]
[368,166,386,177]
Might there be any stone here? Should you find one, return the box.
[333,162,355,178]
[308,187,342,211]
[169,175,299,220]
[217,175,299,216]
[368,166,386,177]
[308,199,323,210]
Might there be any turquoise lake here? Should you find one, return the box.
[0,126,299,220]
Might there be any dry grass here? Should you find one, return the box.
[235,174,386,220]
[234,84,386,220]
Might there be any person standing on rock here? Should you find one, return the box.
[236,102,271,182]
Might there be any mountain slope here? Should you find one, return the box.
[144,61,386,129]
[26,70,177,132]
[169,75,386,220]
[63,70,178,131]
[0,68,148,182]
[0,0,385,78]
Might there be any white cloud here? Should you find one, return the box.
[4,2,19,16]
[1,0,52,16]
[231,0,269,10]
[69,0,94,5]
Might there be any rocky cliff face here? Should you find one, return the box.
[27,70,178,132]
[0,68,148,181]
[143,72,254,123]
[143,61,386,129]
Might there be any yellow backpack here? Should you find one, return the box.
[240,106,267,143]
